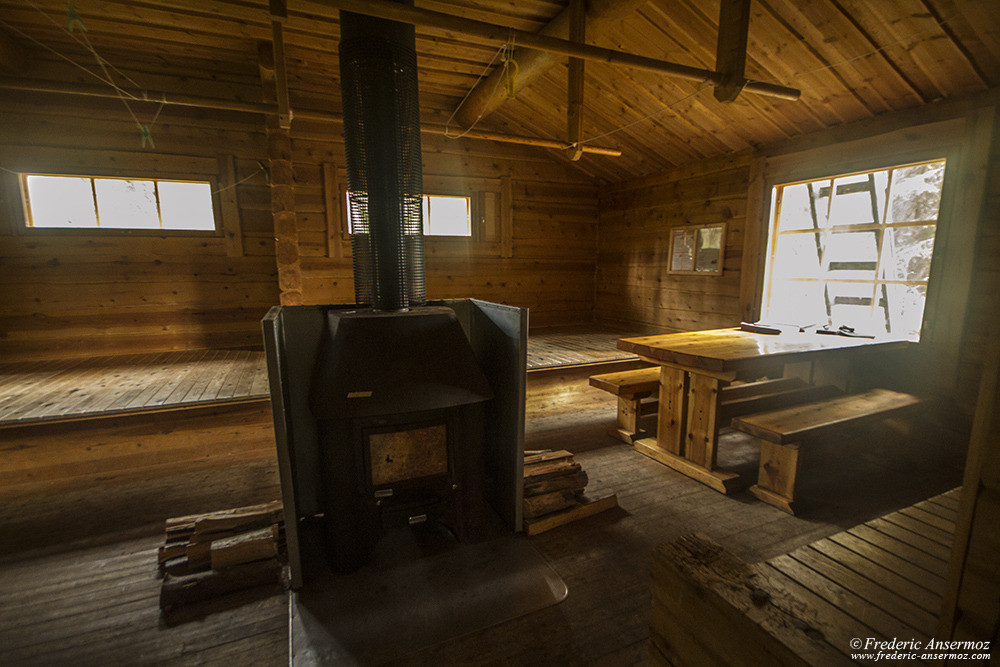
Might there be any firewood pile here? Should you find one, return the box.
[522,450,618,536]
[158,500,287,608]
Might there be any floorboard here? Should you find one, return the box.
[0,357,967,665]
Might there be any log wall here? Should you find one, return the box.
[0,92,279,361]
[283,119,599,327]
[594,153,751,331]
[596,97,1000,409]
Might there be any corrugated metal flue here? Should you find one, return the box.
[339,4,426,310]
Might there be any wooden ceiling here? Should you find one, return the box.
[0,0,998,183]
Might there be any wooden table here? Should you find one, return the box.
[617,327,910,494]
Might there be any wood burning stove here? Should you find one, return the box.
[263,0,525,581]
[307,307,495,571]
[263,300,526,582]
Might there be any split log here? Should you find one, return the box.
[210,525,279,570]
[524,470,588,497]
[523,489,579,519]
[523,449,574,466]
[523,458,582,484]
[524,491,619,536]
[159,557,282,608]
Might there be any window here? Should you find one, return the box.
[21,174,216,231]
[346,193,472,236]
[761,159,946,340]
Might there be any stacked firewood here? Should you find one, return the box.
[522,450,617,536]
[158,500,286,608]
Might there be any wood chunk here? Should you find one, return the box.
[523,449,574,466]
[524,492,618,535]
[159,557,281,608]
[523,458,581,483]
[524,470,589,497]
[158,542,187,564]
[165,500,282,532]
[192,505,283,538]
[210,526,279,570]
[161,556,191,576]
[523,489,579,519]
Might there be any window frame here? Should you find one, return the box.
[741,111,993,393]
[1,148,227,240]
[19,172,221,235]
[329,170,506,259]
[760,159,947,339]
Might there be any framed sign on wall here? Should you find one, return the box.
[668,223,726,275]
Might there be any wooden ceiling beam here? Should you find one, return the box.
[565,0,585,161]
[713,0,751,102]
[0,76,621,157]
[452,0,647,130]
[305,0,801,113]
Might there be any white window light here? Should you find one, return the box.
[761,159,946,341]
[22,174,216,231]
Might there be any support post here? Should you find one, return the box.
[566,0,585,161]
[260,42,302,305]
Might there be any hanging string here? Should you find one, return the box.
[11,2,170,148]
[212,165,267,196]
[444,39,513,139]
[24,0,143,90]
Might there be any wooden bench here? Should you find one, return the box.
[589,369,838,445]
[731,388,922,513]
[588,366,661,443]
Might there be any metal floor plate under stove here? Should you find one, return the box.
[290,527,568,665]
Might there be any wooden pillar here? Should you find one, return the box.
[260,42,302,305]
[565,0,585,161]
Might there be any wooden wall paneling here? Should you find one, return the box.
[216,154,245,257]
[738,155,767,322]
[322,162,344,259]
[501,175,515,258]
[0,92,276,361]
[939,252,1000,641]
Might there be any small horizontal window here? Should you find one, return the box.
[21,174,216,231]
[346,193,472,237]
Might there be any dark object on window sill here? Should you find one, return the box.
[816,325,875,339]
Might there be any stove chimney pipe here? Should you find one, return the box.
[339,2,426,310]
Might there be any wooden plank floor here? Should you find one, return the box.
[0,363,968,664]
[0,350,269,426]
[526,324,657,370]
[0,325,653,426]
[763,489,959,654]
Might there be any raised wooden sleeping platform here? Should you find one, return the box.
[649,488,960,666]
[0,325,648,499]
[0,350,275,499]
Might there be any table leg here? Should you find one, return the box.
[634,367,744,495]
[656,366,688,456]
[685,374,724,468]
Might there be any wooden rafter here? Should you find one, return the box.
[306,0,801,102]
[0,76,622,156]
[714,0,751,102]
[452,0,648,131]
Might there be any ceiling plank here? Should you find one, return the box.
[0,27,26,75]
[452,0,647,129]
